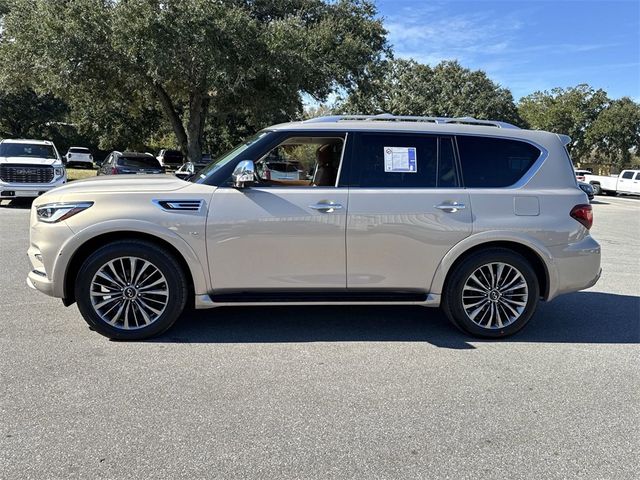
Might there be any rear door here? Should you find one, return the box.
[632,171,640,194]
[617,171,635,193]
[345,132,472,291]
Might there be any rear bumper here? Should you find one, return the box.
[547,235,601,300]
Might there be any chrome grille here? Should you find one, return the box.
[0,164,54,184]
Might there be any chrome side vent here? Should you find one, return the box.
[153,200,203,212]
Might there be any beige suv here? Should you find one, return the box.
[27,115,601,340]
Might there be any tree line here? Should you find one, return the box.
[0,0,638,170]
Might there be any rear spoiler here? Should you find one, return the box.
[556,134,572,147]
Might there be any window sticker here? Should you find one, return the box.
[384,147,417,173]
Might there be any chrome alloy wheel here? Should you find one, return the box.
[89,257,169,330]
[461,262,529,329]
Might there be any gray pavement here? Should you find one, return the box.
[1,195,639,479]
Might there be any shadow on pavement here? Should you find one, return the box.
[154,291,640,349]
[0,198,34,209]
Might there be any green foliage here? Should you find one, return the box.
[0,88,68,138]
[518,85,608,159]
[0,0,387,161]
[338,59,522,125]
[585,97,640,168]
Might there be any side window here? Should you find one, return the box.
[457,136,541,188]
[621,171,634,179]
[635,172,640,180]
[353,133,438,188]
[255,136,345,187]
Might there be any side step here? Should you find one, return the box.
[208,289,428,303]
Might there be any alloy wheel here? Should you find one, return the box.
[89,256,169,330]
[461,262,529,329]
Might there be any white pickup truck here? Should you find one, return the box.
[583,169,640,196]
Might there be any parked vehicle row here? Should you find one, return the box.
[97,151,165,176]
[26,114,600,342]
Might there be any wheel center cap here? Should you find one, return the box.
[489,289,501,302]
[123,286,137,299]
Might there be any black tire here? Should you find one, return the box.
[442,248,540,338]
[75,240,188,340]
[591,183,601,195]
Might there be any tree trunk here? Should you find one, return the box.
[186,91,207,164]
[151,81,188,158]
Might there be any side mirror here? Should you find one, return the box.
[232,160,256,188]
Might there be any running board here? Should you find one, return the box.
[194,291,441,309]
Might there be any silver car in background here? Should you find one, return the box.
[26,114,601,340]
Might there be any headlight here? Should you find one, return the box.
[54,167,65,177]
[36,202,93,223]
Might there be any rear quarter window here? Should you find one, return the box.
[118,156,161,168]
[457,136,541,188]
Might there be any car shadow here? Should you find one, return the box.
[0,198,34,209]
[152,291,640,349]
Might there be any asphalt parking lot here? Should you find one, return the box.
[1,196,638,479]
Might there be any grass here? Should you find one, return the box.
[66,167,97,182]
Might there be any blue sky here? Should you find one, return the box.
[375,0,640,100]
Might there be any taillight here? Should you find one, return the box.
[570,204,593,229]
[264,169,271,180]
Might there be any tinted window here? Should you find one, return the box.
[0,143,56,159]
[457,136,541,187]
[635,172,640,180]
[621,171,634,179]
[353,133,438,188]
[118,156,161,168]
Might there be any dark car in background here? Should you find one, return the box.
[156,149,184,169]
[578,180,595,201]
[97,151,165,176]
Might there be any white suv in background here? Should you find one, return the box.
[64,147,93,168]
[26,115,601,340]
[0,139,67,200]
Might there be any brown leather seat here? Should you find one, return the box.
[312,145,337,186]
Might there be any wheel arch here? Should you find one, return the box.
[61,230,200,307]
[430,237,553,300]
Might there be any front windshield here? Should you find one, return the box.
[0,143,57,159]
[195,131,270,181]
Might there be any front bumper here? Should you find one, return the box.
[1,178,67,199]
[26,269,55,297]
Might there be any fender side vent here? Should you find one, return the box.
[154,200,203,212]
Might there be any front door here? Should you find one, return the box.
[346,133,473,291]
[206,133,349,292]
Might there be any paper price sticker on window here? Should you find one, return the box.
[384,147,417,173]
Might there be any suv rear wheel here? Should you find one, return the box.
[442,248,539,338]
[75,240,187,340]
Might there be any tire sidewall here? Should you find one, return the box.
[444,249,540,338]
[75,241,187,340]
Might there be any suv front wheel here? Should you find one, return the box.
[75,240,188,340]
[442,248,539,338]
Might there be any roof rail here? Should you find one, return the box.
[303,113,520,129]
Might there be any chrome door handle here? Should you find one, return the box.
[309,203,343,212]
[435,202,466,212]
